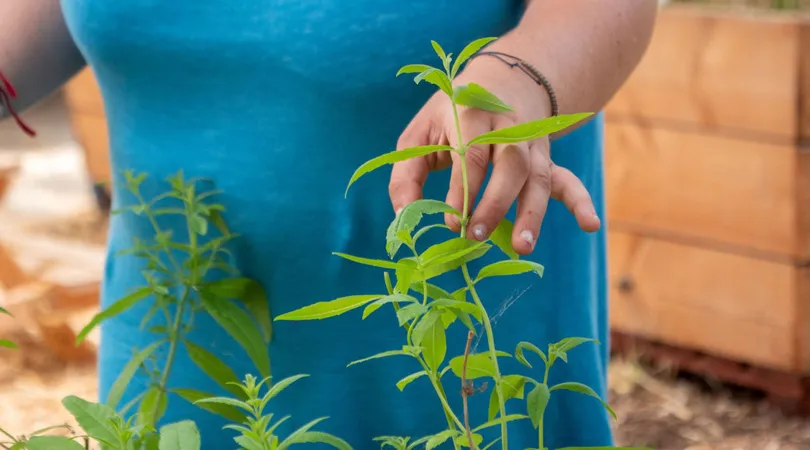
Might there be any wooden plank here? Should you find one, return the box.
[608,230,798,372]
[605,5,805,142]
[605,122,803,259]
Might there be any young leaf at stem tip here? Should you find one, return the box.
[453,83,514,113]
[468,112,594,146]
[515,341,548,369]
[451,36,498,78]
[386,199,461,257]
[414,68,454,96]
[345,145,453,197]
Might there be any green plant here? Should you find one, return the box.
[0,172,349,449]
[274,38,634,450]
[194,374,351,450]
[0,306,16,349]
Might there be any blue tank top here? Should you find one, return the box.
[60,1,613,448]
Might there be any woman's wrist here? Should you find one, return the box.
[453,37,555,122]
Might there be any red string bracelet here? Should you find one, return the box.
[0,70,36,137]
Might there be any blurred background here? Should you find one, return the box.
[3,1,810,449]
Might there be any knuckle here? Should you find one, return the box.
[465,147,490,170]
[530,166,553,192]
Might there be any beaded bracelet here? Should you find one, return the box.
[468,51,559,117]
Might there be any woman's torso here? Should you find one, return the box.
[61,1,612,448]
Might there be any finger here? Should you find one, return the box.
[466,140,530,242]
[512,144,552,254]
[550,164,601,233]
[389,113,446,213]
[444,109,493,231]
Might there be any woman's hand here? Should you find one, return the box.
[388,56,600,256]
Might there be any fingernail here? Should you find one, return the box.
[395,208,403,217]
[520,230,534,245]
[472,224,487,241]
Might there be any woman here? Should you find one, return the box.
[1,1,657,448]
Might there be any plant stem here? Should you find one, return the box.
[150,289,188,427]
[537,412,544,450]
[463,266,508,449]
[461,330,477,450]
[450,100,509,450]
[420,360,466,431]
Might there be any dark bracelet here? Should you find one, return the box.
[468,51,559,117]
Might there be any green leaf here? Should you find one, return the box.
[281,431,352,450]
[476,260,544,282]
[189,214,208,236]
[451,37,498,78]
[387,200,461,257]
[548,337,598,366]
[397,64,436,76]
[396,371,427,391]
[346,145,453,196]
[395,261,417,295]
[172,389,246,422]
[429,298,483,321]
[426,430,460,450]
[277,417,329,450]
[333,252,400,270]
[193,395,252,411]
[208,208,230,236]
[449,353,497,380]
[481,438,503,450]
[488,375,528,420]
[412,282,451,300]
[26,436,85,450]
[200,294,271,378]
[275,295,383,321]
[431,40,447,62]
[487,219,518,260]
[418,238,491,280]
[455,433,483,448]
[411,310,441,347]
[412,223,451,242]
[348,349,413,367]
[415,67,453,95]
[106,341,161,409]
[526,384,550,429]
[265,374,309,400]
[418,311,447,371]
[0,306,11,316]
[362,293,418,319]
[61,396,119,446]
[396,303,428,326]
[204,278,273,343]
[183,340,243,398]
[76,286,152,344]
[550,382,617,420]
[453,83,513,113]
[159,420,201,450]
[515,341,548,369]
[0,339,17,349]
[138,386,167,427]
[472,414,528,433]
[468,113,594,146]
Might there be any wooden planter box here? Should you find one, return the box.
[63,68,111,200]
[605,4,810,374]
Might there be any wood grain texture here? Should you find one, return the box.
[608,230,799,372]
[605,122,805,259]
[605,5,808,142]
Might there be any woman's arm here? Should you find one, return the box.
[470,0,659,124]
[1,0,85,121]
